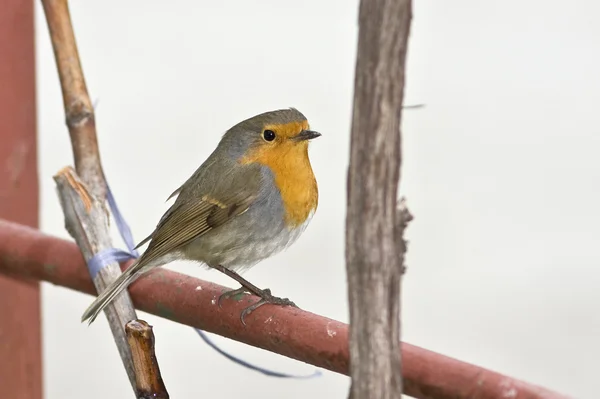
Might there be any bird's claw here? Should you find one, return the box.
[217,287,247,308]
[218,287,297,325]
[240,289,297,325]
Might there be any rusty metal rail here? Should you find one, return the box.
[0,219,570,399]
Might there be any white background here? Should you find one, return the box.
[36,0,598,398]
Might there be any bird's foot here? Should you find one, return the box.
[218,287,297,325]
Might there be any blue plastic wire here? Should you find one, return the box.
[85,181,321,380]
[195,329,321,379]
[106,185,139,257]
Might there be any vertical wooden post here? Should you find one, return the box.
[346,0,412,398]
[0,0,42,398]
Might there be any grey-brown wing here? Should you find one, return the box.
[134,164,262,267]
[133,234,152,250]
[136,192,256,268]
[134,186,184,250]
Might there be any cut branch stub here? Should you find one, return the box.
[126,320,169,399]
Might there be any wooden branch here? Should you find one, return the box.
[41,0,105,199]
[53,168,137,387]
[40,0,164,394]
[126,320,169,399]
[345,0,412,398]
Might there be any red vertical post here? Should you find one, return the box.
[0,0,42,398]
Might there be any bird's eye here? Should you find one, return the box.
[263,130,276,141]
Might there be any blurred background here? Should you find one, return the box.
[36,0,599,397]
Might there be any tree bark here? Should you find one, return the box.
[346,0,412,398]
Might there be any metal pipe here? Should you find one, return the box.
[0,219,570,399]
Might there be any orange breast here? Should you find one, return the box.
[241,141,318,227]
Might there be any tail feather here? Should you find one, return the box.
[81,263,141,324]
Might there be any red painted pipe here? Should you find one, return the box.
[0,219,571,399]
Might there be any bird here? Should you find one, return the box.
[81,108,320,325]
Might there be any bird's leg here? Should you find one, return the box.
[213,264,265,297]
[212,264,297,325]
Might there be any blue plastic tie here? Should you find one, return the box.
[85,181,321,380]
[87,248,136,280]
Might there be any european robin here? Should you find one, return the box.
[81,108,320,325]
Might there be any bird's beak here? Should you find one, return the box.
[294,130,321,141]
